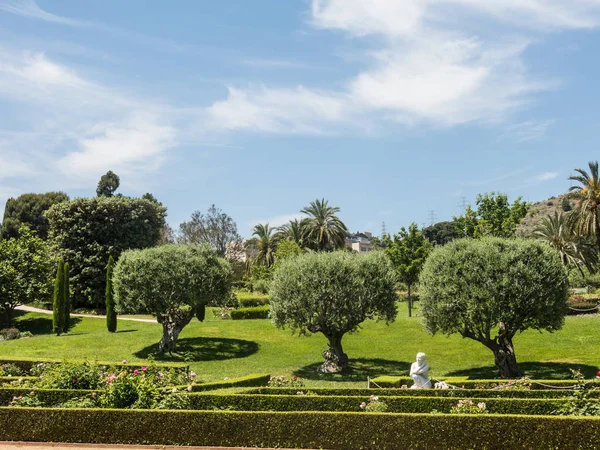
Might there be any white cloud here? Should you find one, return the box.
[533,171,559,182]
[0,0,91,27]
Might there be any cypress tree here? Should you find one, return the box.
[52,259,65,335]
[63,262,71,333]
[106,255,117,332]
[196,300,206,322]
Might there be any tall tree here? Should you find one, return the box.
[0,228,52,327]
[422,221,459,246]
[383,223,431,317]
[420,237,569,378]
[1,192,69,240]
[52,260,65,336]
[96,171,120,197]
[179,205,240,256]
[277,218,307,248]
[453,192,529,238]
[251,223,278,268]
[534,212,597,276]
[106,255,117,333]
[63,262,71,332]
[46,197,166,309]
[569,161,600,253]
[301,198,348,251]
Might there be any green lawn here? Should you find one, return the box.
[2,304,598,387]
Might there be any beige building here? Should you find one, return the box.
[345,231,373,253]
[225,240,258,262]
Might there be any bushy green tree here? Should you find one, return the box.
[46,197,166,309]
[63,262,71,332]
[1,192,69,240]
[96,170,120,197]
[105,256,117,333]
[269,251,397,371]
[420,237,569,378]
[453,192,529,238]
[52,260,65,335]
[383,223,431,317]
[113,245,232,353]
[422,221,459,246]
[0,228,52,327]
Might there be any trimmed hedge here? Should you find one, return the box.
[237,294,270,308]
[370,376,594,390]
[0,358,188,373]
[187,393,578,415]
[174,374,271,392]
[0,388,87,406]
[231,305,270,320]
[1,408,600,449]
[0,377,39,384]
[246,387,600,399]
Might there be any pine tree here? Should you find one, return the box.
[106,255,117,332]
[52,260,65,335]
[63,262,71,333]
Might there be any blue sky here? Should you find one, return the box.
[1,0,600,237]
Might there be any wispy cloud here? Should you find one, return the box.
[249,213,305,230]
[240,58,328,70]
[502,120,556,142]
[0,0,92,27]
[533,171,559,182]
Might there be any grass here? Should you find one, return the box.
[1,303,599,387]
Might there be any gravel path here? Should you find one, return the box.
[0,442,309,450]
[15,305,156,323]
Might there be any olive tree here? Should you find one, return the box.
[420,237,569,378]
[269,251,397,372]
[113,245,232,353]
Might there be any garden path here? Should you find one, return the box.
[0,442,309,450]
[15,306,156,323]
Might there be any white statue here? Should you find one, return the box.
[410,352,432,389]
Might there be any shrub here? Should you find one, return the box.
[2,408,600,449]
[0,363,25,377]
[253,279,270,294]
[567,295,599,315]
[231,305,270,320]
[267,375,304,388]
[450,399,488,414]
[184,374,270,392]
[236,292,269,308]
[52,259,65,335]
[0,328,20,341]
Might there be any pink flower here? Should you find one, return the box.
[189,371,197,379]
[187,385,193,392]
[597,370,600,377]
[133,369,140,375]
[73,377,78,384]
[359,402,366,410]
[141,366,147,372]
[122,360,127,364]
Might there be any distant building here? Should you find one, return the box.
[226,240,258,263]
[345,231,373,253]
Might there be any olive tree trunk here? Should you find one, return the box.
[157,309,193,354]
[327,334,349,370]
[488,324,522,378]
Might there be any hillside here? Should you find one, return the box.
[516,193,573,237]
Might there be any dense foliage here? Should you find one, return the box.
[0,192,69,240]
[96,170,120,197]
[422,221,459,246]
[420,237,569,378]
[301,198,348,251]
[113,245,232,353]
[269,251,397,371]
[568,161,600,253]
[46,197,166,309]
[105,255,117,332]
[0,228,52,327]
[454,192,529,238]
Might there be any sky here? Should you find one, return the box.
[1,0,600,237]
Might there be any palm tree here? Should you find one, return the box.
[534,212,597,276]
[301,198,348,251]
[276,218,307,248]
[569,161,600,252]
[251,223,278,268]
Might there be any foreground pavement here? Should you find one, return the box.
[0,443,311,450]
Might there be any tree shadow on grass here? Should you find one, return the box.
[296,358,411,383]
[13,310,82,335]
[134,337,259,362]
[446,362,600,380]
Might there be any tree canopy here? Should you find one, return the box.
[453,192,529,238]
[179,205,240,256]
[0,228,53,327]
[113,245,232,353]
[420,237,569,378]
[46,197,166,309]
[96,170,120,197]
[269,251,397,372]
[422,221,459,246]
[1,192,69,240]
[568,161,600,252]
[301,198,348,251]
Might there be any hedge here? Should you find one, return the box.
[0,388,87,406]
[186,393,578,415]
[173,374,271,392]
[370,376,594,390]
[1,408,599,449]
[0,358,189,373]
[236,294,270,308]
[246,387,600,399]
[231,305,270,320]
